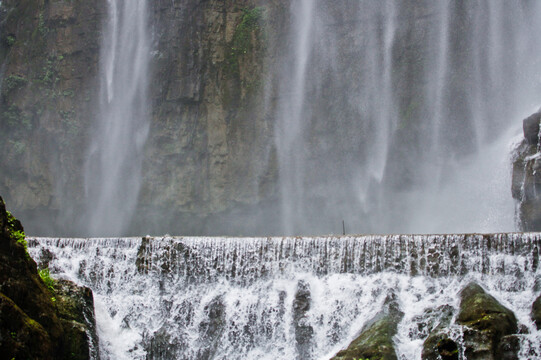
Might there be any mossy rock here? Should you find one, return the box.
[457,283,517,336]
[457,282,518,360]
[0,196,98,359]
[0,292,53,359]
[331,293,404,360]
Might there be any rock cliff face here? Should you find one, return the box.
[512,109,541,231]
[0,196,99,359]
[1,1,535,235]
[0,0,282,236]
[0,0,105,234]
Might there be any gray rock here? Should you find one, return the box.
[523,110,541,145]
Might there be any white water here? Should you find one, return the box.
[82,0,150,236]
[28,234,541,359]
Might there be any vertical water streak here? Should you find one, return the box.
[84,0,150,236]
[275,0,315,234]
[270,1,541,235]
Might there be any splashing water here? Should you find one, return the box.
[28,234,541,359]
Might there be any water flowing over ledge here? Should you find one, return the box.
[28,234,541,359]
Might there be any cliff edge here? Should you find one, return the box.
[0,196,99,359]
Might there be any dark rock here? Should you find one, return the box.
[0,196,98,359]
[523,110,541,145]
[532,294,541,330]
[144,326,180,360]
[330,292,404,360]
[498,335,521,360]
[456,282,518,360]
[136,236,151,273]
[293,280,313,358]
[198,295,225,360]
[54,279,100,360]
[421,305,457,360]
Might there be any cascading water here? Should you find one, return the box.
[269,1,541,235]
[28,234,541,359]
[82,0,150,236]
[274,0,315,235]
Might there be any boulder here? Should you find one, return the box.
[456,282,518,360]
[421,305,458,360]
[330,292,404,360]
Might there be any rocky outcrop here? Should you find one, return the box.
[532,294,541,330]
[0,196,98,359]
[422,282,518,360]
[331,292,404,360]
[512,109,541,231]
[54,279,100,360]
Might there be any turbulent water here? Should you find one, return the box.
[28,234,541,359]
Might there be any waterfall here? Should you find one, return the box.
[82,0,150,236]
[28,234,541,359]
[268,1,541,235]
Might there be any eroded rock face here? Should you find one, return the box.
[0,196,98,359]
[512,109,541,231]
[331,292,404,360]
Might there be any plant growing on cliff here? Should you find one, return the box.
[227,7,265,74]
[1,74,28,96]
[38,268,56,293]
[6,210,28,258]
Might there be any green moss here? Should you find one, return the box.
[227,7,265,74]
[1,105,32,130]
[6,210,29,258]
[6,35,16,47]
[2,74,28,96]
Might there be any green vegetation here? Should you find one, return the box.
[2,105,32,130]
[227,7,265,74]
[2,74,28,95]
[6,35,15,47]
[39,268,56,293]
[6,210,29,258]
[38,13,49,37]
[232,7,264,54]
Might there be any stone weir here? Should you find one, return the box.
[27,234,541,360]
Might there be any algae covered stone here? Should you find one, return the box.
[331,292,404,360]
